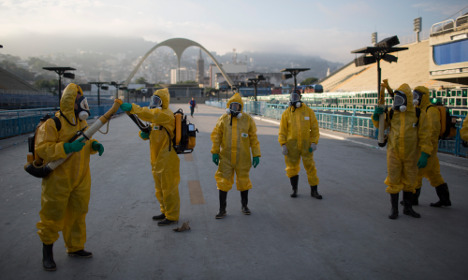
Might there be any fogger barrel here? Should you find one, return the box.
[377,80,387,147]
[24,99,123,178]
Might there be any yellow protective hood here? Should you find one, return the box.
[414,85,430,109]
[153,88,170,109]
[396,83,415,112]
[60,83,83,122]
[226,93,244,112]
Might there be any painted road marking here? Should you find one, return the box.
[188,180,205,205]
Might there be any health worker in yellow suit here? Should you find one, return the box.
[412,86,451,207]
[278,90,321,199]
[211,93,261,219]
[372,83,432,220]
[36,83,104,271]
[120,88,180,226]
[461,118,468,142]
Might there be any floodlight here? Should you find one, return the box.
[355,55,377,67]
[63,72,75,79]
[382,54,398,63]
[375,35,400,48]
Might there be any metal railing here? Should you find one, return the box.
[206,99,467,157]
[0,102,148,139]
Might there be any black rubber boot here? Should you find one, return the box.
[290,175,299,198]
[42,243,56,271]
[403,192,421,218]
[152,213,165,220]
[430,183,451,207]
[413,188,421,206]
[389,193,399,220]
[401,188,421,206]
[68,249,93,258]
[215,190,227,219]
[157,219,178,226]
[241,190,251,215]
[310,185,322,199]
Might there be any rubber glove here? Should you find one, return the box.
[281,145,288,155]
[417,152,430,168]
[372,106,384,121]
[92,141,104,156]
[252,157,260,168]
[140,131,149,140]
[309,143,317,153]
[212,154,219,166]
[120,103,133,112]
[64,138,85,154]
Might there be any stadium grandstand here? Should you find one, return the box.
[255,12,468,117]
[0,67,58,109]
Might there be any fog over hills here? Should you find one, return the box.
[1,34,343,84]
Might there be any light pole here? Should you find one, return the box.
[351,35,408,147]
[247,75,266,102]
[110,81,125,99]
[280,68,310,92]
[89,82,108,106]
[43,67,76,102]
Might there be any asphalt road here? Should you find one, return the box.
[1,104,468,280]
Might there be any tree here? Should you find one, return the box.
[34,79,58,95]
[300,77,318,85]
[177,80,197,85]
[135,77,147,84]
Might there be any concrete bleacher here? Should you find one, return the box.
[0,67,39,92]
[321,40,465,92]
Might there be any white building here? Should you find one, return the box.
[170,67,196,84]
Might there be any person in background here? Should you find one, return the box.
[120,88,181,226]
[36,83,104,271]
[211,93,261,219]
[189,97,197,117]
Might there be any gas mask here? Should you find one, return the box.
[149,95,162,109]
[290,91,302,108]
[74,95,91,121]
[392,90,407,112]
[412,90,423,107]
[226,102,242,118]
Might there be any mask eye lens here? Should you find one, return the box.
[290,92,301,102]
[230,102,241,112]
[80,97,89,110]
[150,96,162,108]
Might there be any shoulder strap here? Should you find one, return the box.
[415,107,421,126]
[162,126,172,152]
[426,105,433,113]
[52,116,61,131]
[389,108,394,120]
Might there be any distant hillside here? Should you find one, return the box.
[1,35,343,84]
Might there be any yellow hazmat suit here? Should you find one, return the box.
[128,88,180,221]
[211,93,261,192]
[414,86,445,189]
[372,84,432,194]
[278,102,320,186]
[461,118,468,142]
[36,83,99,252]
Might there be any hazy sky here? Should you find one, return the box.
[1,0,467,63]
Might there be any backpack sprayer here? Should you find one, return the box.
[125,108,197,154]
[24,99,123,178]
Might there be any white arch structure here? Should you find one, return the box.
[124,38,234,87]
